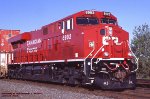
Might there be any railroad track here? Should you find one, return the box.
[136,79,150,88]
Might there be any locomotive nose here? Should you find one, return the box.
[99,25,128,58]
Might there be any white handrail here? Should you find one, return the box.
[127,40,139,72]
[84,42,95,75]
[90,45,105,71]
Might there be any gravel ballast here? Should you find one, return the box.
[0,79,112,99]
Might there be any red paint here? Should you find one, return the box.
[8,10,132,63]
[0,29,20,52]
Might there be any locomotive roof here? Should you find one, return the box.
[42,10,117,28]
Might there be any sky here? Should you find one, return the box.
[0,0,150,40]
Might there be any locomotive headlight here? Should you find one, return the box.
[104,52,109,57]
[128,52,133,56]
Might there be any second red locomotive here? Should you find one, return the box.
[8,10,138,89]
[0,29,20,78]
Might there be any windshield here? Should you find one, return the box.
[76,17,99,25]
[101,18,117,25]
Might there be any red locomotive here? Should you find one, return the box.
[0,29,20,78]
[8,10,138,89]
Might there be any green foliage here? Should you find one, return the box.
[131,24,150,79]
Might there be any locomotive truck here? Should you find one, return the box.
[7,10,138,89]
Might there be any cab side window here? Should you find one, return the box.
[66,18,73,30]
[60,18,73,34]
[61,21,65,30]
[61,21,65,34]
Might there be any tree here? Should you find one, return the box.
[131,24,150,79]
